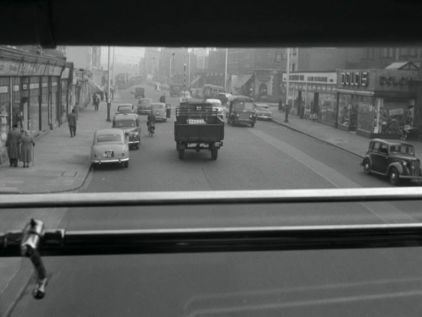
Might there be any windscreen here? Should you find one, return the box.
[3,45,422,317]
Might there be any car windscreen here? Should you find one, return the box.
[114,120,136,128]
[152,104,165,110]
[233,101,255,112]
[96,134,122,143]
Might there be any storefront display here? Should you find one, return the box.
[41,77,49,131]
[29,77,40,133]
[337,94,358,130]
[319,93,337,125]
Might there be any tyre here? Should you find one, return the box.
[211,148,218,160]
[91,163,97,170]
[251,122,255,128]
[389,167,400,186]
[363,159,371,174]
[178,149,185,160]
[123,161,129,168]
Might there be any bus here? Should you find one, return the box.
[203,84,225,99]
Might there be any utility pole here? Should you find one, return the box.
[285,48,290,123]
[224,48,228,91]
[106,46,111,122]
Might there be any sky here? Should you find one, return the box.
[101,47,145,67]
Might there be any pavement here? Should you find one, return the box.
[268,106,422,159]
[0,101,112,194]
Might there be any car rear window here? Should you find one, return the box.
[96,134,122,143]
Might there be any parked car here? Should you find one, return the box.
[116,103,135,114]
[150,102,167,122]
[112,113,141,150]
[254,103,273,120]
[137,98,152,115]
[90,128,129,168]
[205,98,225,122]
[217,92,232,106]
[361,138,422,185]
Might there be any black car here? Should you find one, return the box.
[361,138,422,185]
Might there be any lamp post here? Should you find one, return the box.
[187,50,191,89]
[285,48,290,123]
[106,46,111,122]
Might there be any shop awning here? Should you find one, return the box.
[385,61,419,70]
[87,79,104,92]
[232,74,252,88]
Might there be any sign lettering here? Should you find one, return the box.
[340,71,368,88]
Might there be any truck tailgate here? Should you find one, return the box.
[174,123,224,142]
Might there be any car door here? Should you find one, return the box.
[372,142,389,173]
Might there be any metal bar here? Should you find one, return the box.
[2,223,422,257]
[1,187,422,209]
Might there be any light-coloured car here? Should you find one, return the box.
[116,103,135,114]
[206,98,225,121]
[90,128,129,168]
[151,103,167,122]
[137,98,152,115]
[112,113,141,150]
[254,103,273,120]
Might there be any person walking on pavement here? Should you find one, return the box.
[159,94,166,103]
[67,108,77,137]
[20,130,35,168]
[5,124,21,167]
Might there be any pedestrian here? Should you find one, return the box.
[278,99,283,112]
[159,94,166,103]
[67,108,77,137]
[20,130,35,168]
[5,124,21,167]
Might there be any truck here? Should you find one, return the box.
[174,101,224,160]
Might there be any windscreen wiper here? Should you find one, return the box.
[1,187,422,299]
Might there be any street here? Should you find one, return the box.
[9,86,422,316]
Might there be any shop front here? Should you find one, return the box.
[282,72,337,125]
[337,69,418,138]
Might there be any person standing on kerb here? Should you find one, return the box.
[67,108,77,137]
[20,130,35,168]
[6,124,21,167]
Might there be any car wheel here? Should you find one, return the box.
[123,161,129,168]
[91,163,96,170]
[389,167,400,186]
[178,149,185,160]
[363,160,371,174]
[251,122,255,128]
[211,148,218,160]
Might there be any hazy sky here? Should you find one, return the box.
[101,47,145,66]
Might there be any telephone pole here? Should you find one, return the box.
[224,48,228,91]
[106,46,111,122]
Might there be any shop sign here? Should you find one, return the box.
[19,62,46,76]
[0,86,8,93]
[389,108,404,116]
[340,71,369,88]
[30,83,39,89]
[0,60,20,76]
[379,75,410,87]
[13,85,19,92]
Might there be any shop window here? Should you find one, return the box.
[41,77,49,131]
[29,77,40,133]
[356,96,374,133]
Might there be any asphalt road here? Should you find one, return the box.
[10,85,422,316]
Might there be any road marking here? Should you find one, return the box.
[250,129,417,223]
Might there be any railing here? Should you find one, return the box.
[1,187,422,299]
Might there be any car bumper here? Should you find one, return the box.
[92,157,129,164]
[256,114,272,120]
[128,140,140,144]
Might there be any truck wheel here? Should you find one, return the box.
[389,167,400,186]
[211,148,218,160]
[251,122,255,128]
[178,149,185,160]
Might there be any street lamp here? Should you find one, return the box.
[106,46,111,122]
[169,52,175,83]
[284,48,290,123]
